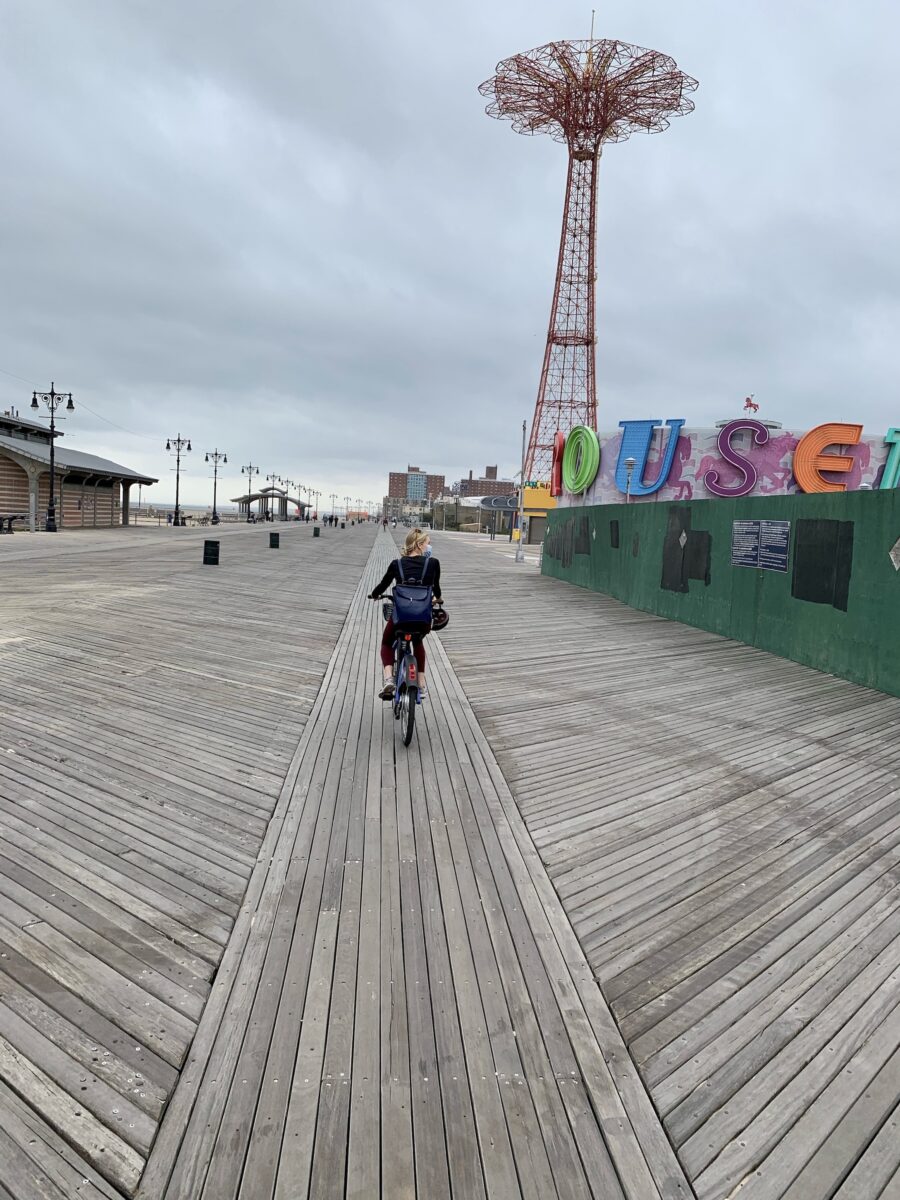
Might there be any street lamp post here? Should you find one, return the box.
[624,456,636,504]
[344,495,351,521]
[165,434,191,527]
[31,382,74,532]
[265,472,280,520]
[241,462,259,520]
[515,419,526,563]
[205,449,227,524]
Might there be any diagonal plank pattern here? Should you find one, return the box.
[137,531,690,1200]
[0,523,376,1197]
[433,531,900,1200]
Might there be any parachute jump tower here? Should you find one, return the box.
[480,38,698,481]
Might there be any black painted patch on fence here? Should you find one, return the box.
[686,530,712,586]
[545,517,574,568]
[661,506,712,592]
[661,506,691,593]
[575,514,591,556]
[791,518,854,611]
[610,520,620,549]
[546,514,594,569]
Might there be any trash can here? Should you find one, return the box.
[203,539,220,566]
[269,531,280,549]
[340,521,345,530]
[313,526,320,537]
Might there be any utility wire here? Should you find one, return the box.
[0,362,157,441]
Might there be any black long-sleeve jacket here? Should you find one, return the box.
[369,555,442,601]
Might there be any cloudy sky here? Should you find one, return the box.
[2,0,898,508]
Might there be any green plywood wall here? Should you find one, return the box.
[543,489,900,698]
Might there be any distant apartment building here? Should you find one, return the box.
[457,465,514,498]
[386,465,445,504]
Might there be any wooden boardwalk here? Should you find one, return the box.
[435,532,900,1200]
[0,526,687,1199]
[0,523,376,1197]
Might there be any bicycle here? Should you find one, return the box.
[375,597,447,746]
[379,600,427,745]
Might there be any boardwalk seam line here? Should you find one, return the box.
[431,631,696,1199]
[134,536,379,1200]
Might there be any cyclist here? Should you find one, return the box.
[368,528,441,700]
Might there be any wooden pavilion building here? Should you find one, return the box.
[0,408,156,530]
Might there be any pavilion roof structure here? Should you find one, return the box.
[231,485,308,509]
[0,432,158,484]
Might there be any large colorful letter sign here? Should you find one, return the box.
[615,419,685,496]
[880,428,900,490]
[561,426,600,494]
[550,431,566,498]
[704,419,770,497]
[793,422,863,493]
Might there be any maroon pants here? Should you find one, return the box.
[381,620,426,672]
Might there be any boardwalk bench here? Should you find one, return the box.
[0,512,27,533]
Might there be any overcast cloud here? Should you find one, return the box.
[2,0,899,507]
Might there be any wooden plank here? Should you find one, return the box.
[0,967,168,1119]
[832,1098,900,1196]
[0,523,378,1198]
[0,1032,144,1194]
[138,553,377,1200]
[0,1079,121,1200]
[134,529,685,1200]
[430,529,900,1200]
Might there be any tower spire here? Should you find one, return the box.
[480,38,697,480]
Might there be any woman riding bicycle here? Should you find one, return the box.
[368,527,441,701]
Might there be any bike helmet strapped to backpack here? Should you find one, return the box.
[431,605,449,632]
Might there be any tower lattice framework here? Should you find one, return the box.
[480,39,698,481]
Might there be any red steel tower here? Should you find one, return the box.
[480,39,697,480]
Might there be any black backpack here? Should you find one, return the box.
[391,558,434,628]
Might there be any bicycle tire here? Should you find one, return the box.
[401,686,417,745]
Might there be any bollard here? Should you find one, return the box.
[203,539,220,566]
[313,526,320,537]
[269,531,280,549]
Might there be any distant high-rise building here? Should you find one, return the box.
[457,465,514,497]
[386,465,445,506]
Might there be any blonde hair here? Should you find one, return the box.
[403,528,429,556]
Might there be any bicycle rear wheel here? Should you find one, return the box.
[401,685,417,745]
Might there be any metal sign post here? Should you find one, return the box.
[515,419,526,563]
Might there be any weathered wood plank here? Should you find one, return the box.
[0,523,377,1197]
[432,529,900,1200]
[131,530,682,1200]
